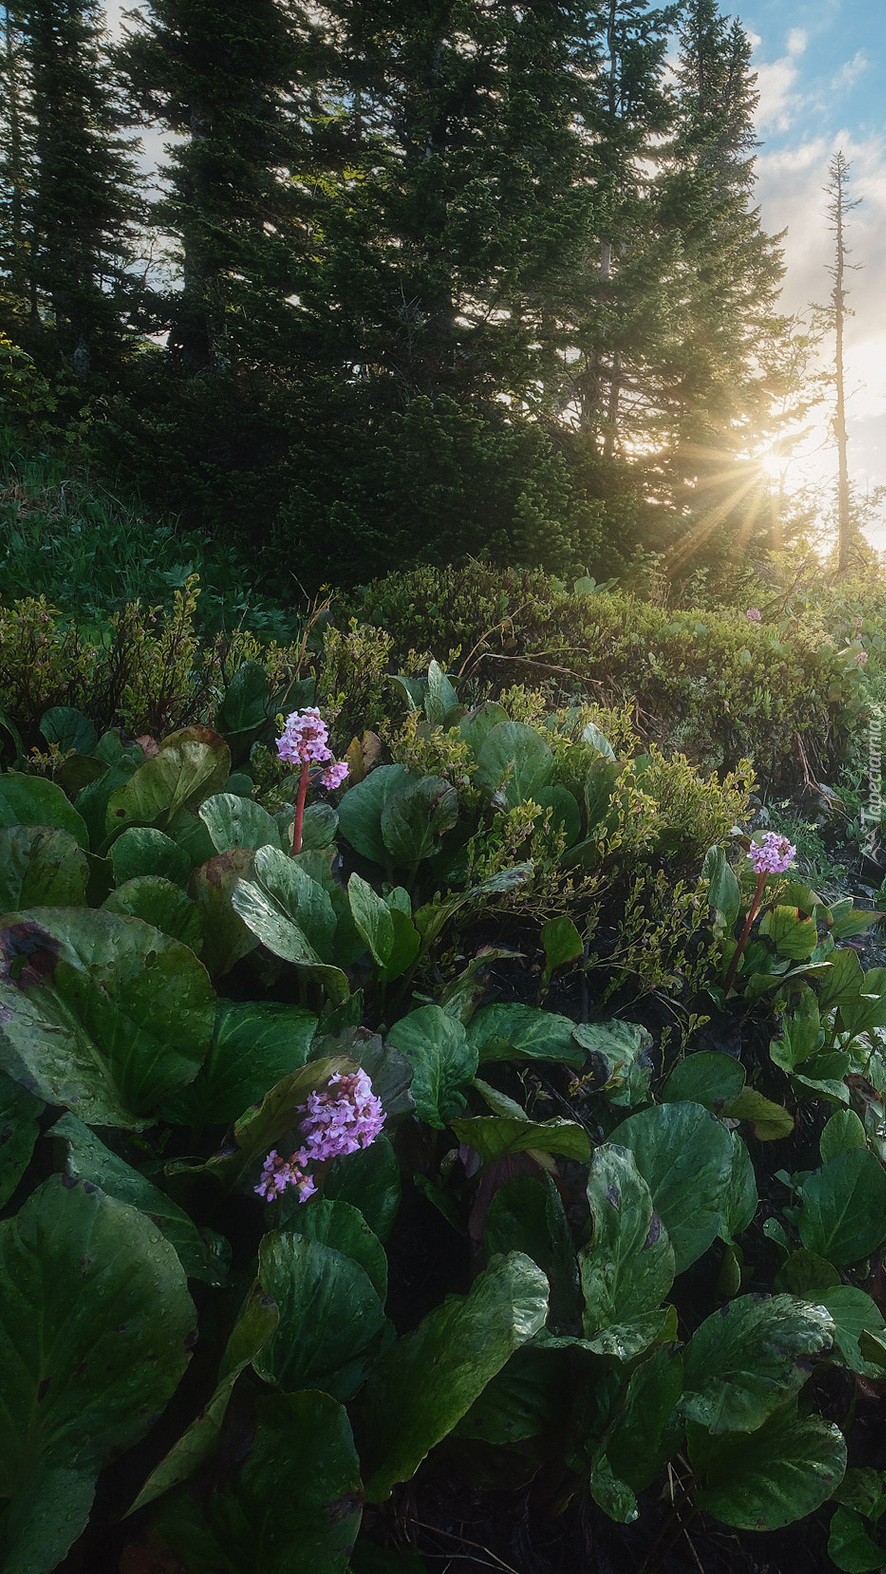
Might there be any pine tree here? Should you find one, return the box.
[655,1,786,564]
[119,0,317,371]
[0,3,32,317]
[22,0,141,377]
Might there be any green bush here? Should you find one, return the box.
[351,562,869,783]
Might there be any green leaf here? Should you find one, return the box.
[610,1102,735,1273]
[173,998,317,1125]
[152,1390,362,1574]
[680,1294,834,1433]
[278,1198,387,1300]
[198,792,283,853]
[51,1114,225,1284]
[451,1113,591,1165]
[817,1287,886,1377]
[662,1051,746,1111]
[0,1175,195,1571]
[703,846,741,927]
[467,1002,585,1069]
[770,986,823,1070]
[0,1070,42,1208]
[798,1148,886,1264]
[337,764,414,865]
[348,872,395,965]
[109,826,192,888]
[0,770,88,847]
[454,1341,577,1446]
[232,846,350,1004]
[721,1087,794,1141]
[0,825,89,910]
[602,1344,685,1498]
[759,906,819,960]
[818,947,866,1012]
[39,706,98,756]
[540,914,583,982]
[361,1252,549,1501]
[688,1402,846,1530]
[198,1057,353,1190]
[103,875,203,951]
[829,1507,886,1573]
[484,1175,580,1326]
[458,702,510,754]
[475,722,554,807]
[535,786,581,846]
[189,849,258,979]
[821,1109,868,1163]
[572,1020,654,1106]
[718,1132,758,1243]
[386,1005,477,1128]
[579,1144,676,1355]
[325,1134,401,1242]
[254,1231,388,1400]
[774,1249,841,1298]
[380,776,459,867]
[0,907,214,1127]
[127,1284,280,1516]
[296,800,339,850]
[106,726,231,835]
[425,659,460,725]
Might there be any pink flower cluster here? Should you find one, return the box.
[856,651,869,667]
[276,708,349,790]
[745,607,762,622]
[254,1069,385,1203]
[748,832,796,876]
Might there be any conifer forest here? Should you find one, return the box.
[2,5,886,1574]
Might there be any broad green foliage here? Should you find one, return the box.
[360,1253,549,1501]
[0,1176,195,1573]
[0,907,214,1126]
[0,652,883,1571]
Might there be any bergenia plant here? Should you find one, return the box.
[255,1069,385,1201]
[276,706,349,854]
[724,831,796,994]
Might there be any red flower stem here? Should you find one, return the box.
[291,761,310,856]
[724,872,767,996]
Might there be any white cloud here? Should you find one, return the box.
[753,28,809,134]
[831,51,871,93]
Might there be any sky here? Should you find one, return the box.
[737,0,886,549]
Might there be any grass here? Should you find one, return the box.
[0,427,296,640]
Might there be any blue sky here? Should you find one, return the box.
[737,0,886,544]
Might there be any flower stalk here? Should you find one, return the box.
[723,832,796,995]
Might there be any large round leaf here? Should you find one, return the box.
[189,849,258,979]
[103,875,203,952]
[0,907,214,1127]
[610,1102,735,1273]
[278,1197,388,1300]
[361,1251,549,1501]
[109,826,191,888]
[798,1148,886,1264]
[152,1390,362,1574]
[580,1144,675,1349]
[474,722,554,807]
[255,1232,389,1401]
[688,1402,847,1530]
[337,764,414,865]
[0,1069,42,1208]
[105,726,231,835]
[324,1133,401,1242]
[0,1175,195,1571]
[0,825,89,911]
[0,771,88,847]
[198,792,282,854]
[386,1004,477,1129]
[173,998,317,1124]
[467,1002,585,1069]
[681,1294,834,1433]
